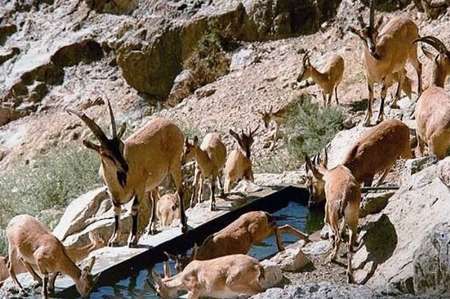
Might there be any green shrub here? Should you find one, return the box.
[184,27,230,87]
[285,95,344,162]
[0,147,101,229]
[0,229,6,256]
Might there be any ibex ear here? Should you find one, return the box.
[82,140,101,153]
[348,26,364,40]
[117,122,127,139]
[193,136,199,145]
[229,129,240,142]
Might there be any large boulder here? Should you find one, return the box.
[366,158,450,296]
[268,240,310,272]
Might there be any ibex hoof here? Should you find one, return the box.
[390,103,400,109]
[347,273,355,284]
[181,225,188,234]
[127,241,138,248]
[108,240,120,247]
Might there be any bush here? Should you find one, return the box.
[285,95,344,162]
[0,147,101,230]
[0,229,6,256]
[184,27,230,88]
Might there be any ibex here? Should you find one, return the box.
[157,192,179,228]
[297,52,345,107]
[349,0,422,126]
[305,150,360,283]
[224,127,259,193]
[67,99,187,246]
[149,254,265,299]
[183,133,227,210]
[0,231,105,290]
[167,211,309,271]
[5,215,99,298]
[308,119,411,204]
[413,36,450,159]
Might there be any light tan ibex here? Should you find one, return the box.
[0,230,105,290]
[307,119,411,204]
[224,126,259,193]
[67,99,187,246]
[5,215,99,298]
[413,36,450,159]
[149,254,265,299]
[183,133,227,210]
[157,192,179,228]
[305,149,360,283]
[349,0,422,126]
[297,52,345,107]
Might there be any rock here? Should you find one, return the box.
[254,170,306,187]
[367,158,450,295]
[437,157,450,188]
[319,224,331,239]
[167,70,196,106]
[232,180,264,193]
[230,47,257,71]
[0,47,19,65]
[251,282,376,299]
[0,24,17,45]
[302,240,332,256]
[359,191,394,217]
[413,222,450,295]
[268,241,310,272]
[259,260,284,289]
[402,156,438,178]
[53,187,151,248]
[84,0,137,14]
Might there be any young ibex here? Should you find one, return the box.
[157,193,179,228]
[149,254,265,299]
[308,119,411,204]
[224,127,259,193]
[413,36,450,159]
[6,215,99,298]
[67,99,187,246]
[305,150,360,283]
[349,0,422,126]
[297,52,345,107]
[0,230,104,290]
[167,211,309,271]
[183,133,227,210]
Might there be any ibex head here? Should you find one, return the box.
[77,256,99,297]
[414,36,450,87]
[183,136,199,163]
[67,98,128,187]
[257,106,274,129]
[297,51,312,82]
[304,148,328,205]
[348,0,384,58]
[229,125,259,159]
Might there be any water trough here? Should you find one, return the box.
[54,186,313,298]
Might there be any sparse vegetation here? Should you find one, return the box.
[184,26,231,88]
[0,229,6,256]
[285,95,344,162]
[0,147,101,245]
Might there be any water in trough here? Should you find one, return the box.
[88,201,323,299]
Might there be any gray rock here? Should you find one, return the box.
[302,240,332,256]
[230,47,257,71]
[268,241,310,272]
[251,282,376,299]
[403,156,438,178]
[359,191,394,217]
[367,158,450,295]
[254,170,306,187]
[437,157,450,188]
[166,69,195,106]
[259,260,284,289]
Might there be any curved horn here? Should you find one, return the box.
[106,98,117,138]
[250,124,260,136]
[66,109,109,145]
[369,0,375,31]
[414,36,448,54]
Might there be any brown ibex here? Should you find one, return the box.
[413,36,450,159]
[183,133,227,210]
[224,126,259,193]
[305,150,360,283]
[6,215,98,298]
[349,0,422,126]
[67,99,187,247]
[297,52,345,107]
[149,254,265,299]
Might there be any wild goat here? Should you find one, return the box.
[258,95,304,151]
[157,192,179,228]
[308,119,411,203]
[167,211,309,272]
[297,52,345,107]
[67,99,187,246]
[0,231,104,290]
[6,215,98,298]
[149,254,265,299]
[305,150,360,283]
[349,0,422,126]
[224,127,259,193]
[413,36,450,159]
[183,133,227,210]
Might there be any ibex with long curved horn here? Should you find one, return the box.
[413,36,450,159]
[349,0,422,126]
[67,99,187,247]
